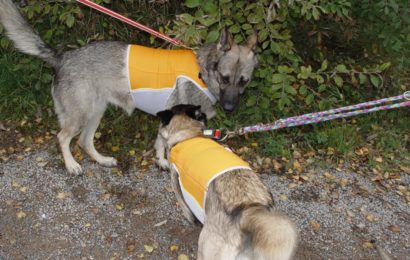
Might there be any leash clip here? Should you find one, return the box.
[203,129,235,141]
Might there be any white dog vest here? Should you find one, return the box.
[127,45,216,115]
[170,137,251,223]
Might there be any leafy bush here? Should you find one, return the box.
[170,0,407,127]
[0,0,408,158]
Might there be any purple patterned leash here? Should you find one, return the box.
[276,94,405,126]
[211,92,409,139]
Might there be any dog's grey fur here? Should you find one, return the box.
[156,105,298,260]
[0,0,258,174]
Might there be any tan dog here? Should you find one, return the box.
[156,105,297,260]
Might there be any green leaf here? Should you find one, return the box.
[185,0,201,8]
[316,75,324,84]
[179,14,194,25]
[203,1,217,13]
[285,85,297,95]
[336,64,349,73]
[318,84,326,92]
[333,75,343,87]
[65,15,75,28]
[205,30,219,43]
[321,60,328,71]
[306,94,314,105]
[229,24,241,34]
[370,75,381,87]
[272,74,284,84]
[299,85,308,96]
[246,96,257,107]
[359,73,367,84]
[379,62,391,71]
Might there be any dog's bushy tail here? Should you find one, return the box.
[0,0,59,68]
[239,205,297,260]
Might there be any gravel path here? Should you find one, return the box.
[0,147,409,259]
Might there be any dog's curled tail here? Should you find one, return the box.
[239,205,297,260]
[0,0,59,68]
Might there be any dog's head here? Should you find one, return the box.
[157,104,207,147]
[198,28,258,112]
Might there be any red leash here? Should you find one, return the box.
[77,0,187,48]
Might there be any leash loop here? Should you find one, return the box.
[404,91,410,101]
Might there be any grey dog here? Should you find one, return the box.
[0,0,258,174]
[156,104,297,259]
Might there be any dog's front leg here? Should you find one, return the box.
[170,168,197,224]
[154,133,170,170]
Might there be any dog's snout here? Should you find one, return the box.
[222,102,235,112]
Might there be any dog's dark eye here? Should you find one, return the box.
[239,77,249,86]
[221,75,230,84]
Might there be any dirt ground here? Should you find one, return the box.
[0,130,409,259]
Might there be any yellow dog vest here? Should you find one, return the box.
[170,137,251,223]
[127,45,216,115]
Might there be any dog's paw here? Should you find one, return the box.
[155,158,170,170]
[66,161,83,175]
[98,156,118,167]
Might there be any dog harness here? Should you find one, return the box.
[170,137,251,223]
[127,45,216,115]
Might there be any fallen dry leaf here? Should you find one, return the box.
[57,192,69,200]
[127,240,136,253]
[280,195,288,201]
[362,241,374,249]
[324,172,335,180]
[170,245,179,252]
[144,245,154,253]
[399,165,410,174]
[101,193,112,200]
[288,183,297,189]
[132,209,142,216]
[19,186,28,193]
[388,225,400,233]
[375,157,383,163]
[310,220,321,231]
[366,214,375,222]
[178,254,189,260]
[293,160,302,173]
[17,211,26,219]
[116,203,124,211]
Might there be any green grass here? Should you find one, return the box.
[0,52,53,120]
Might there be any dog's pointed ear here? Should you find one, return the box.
[218,27,233,52]
[156,110,174,126]
[246,31,258,51]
